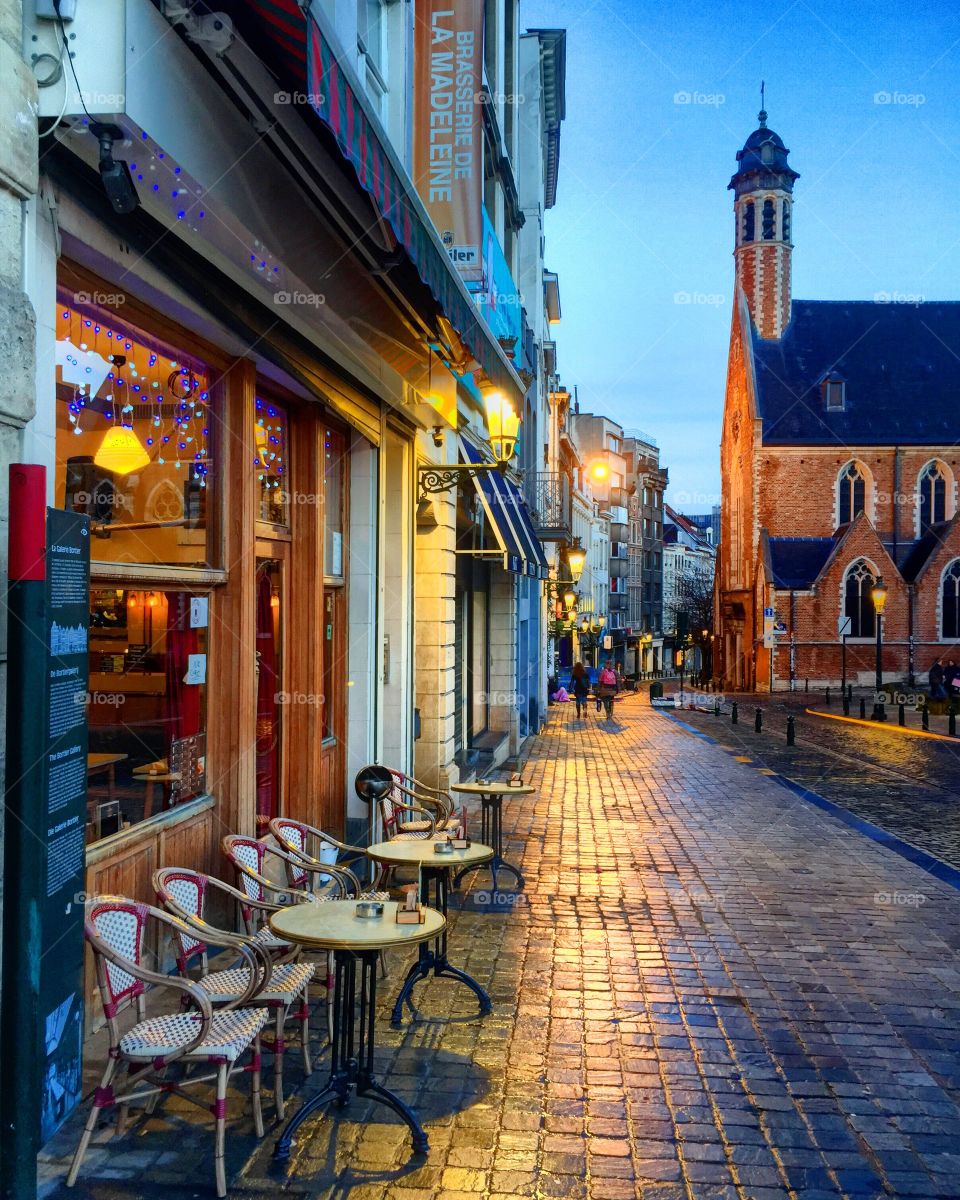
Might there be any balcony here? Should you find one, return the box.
[526,471,572,541]
[607,505,628,526]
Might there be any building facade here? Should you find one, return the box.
[5,0,568,1027]
[717,107,960,691]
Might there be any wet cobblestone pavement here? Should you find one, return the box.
[41,695,960,1199]
[671,689,960,872]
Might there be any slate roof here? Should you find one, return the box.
[900,521,952,582]
[752,300,960,445]
[768,537,836,589]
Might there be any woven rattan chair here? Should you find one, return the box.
[154,867,315,1118]
[66,896,267,1198]
[269,817,389,899]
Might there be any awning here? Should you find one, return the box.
[461,439,549,578]
[233,2,525,407]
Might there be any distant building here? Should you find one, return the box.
[663,506,716,675]
[682,506,721,547]
[717,106,960,690]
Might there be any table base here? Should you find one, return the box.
[391,868,491,1026]
[274,948,427,1160]
[453,794,525,892]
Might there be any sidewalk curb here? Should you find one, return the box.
[805,706,958,743]
[663,712,960,894]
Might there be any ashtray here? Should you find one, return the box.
[355,901,384,919]
[433,840,455,855]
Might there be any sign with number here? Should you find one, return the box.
[762,606,776,649]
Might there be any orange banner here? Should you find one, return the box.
[412,0,484,284]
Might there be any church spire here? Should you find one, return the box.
[728,101,799,340]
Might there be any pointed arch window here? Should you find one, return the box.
[844,560,877,638]
[762,197,776,239]
[943,560,960,639]
[838,462,866,524]
[742,200,755,243]
[919,461,947,535]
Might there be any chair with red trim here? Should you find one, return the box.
[269,817,389,899]
[66,896,267,1199]
[355,765,437,841]
[387,767,468,835]
[154,867,315,1119]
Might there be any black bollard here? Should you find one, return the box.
[713,699,721,717]
[847,683,853,702]
[922,704,929,731]
[805,679,809,693]
[786,715,795,745]
[859,697,866,719]
[754,707,762,733]
[825,687,831,706]
[732,702,738,725]
[951,706,957,738]
[843,694,850,716]
[898,702,905,726]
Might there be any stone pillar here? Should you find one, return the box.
[487,568,519,755]
[0,2,39,908]
[413,482,458,790]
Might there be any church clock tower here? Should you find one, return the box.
[729,101,799,340]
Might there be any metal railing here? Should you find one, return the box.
[525,471,572,539]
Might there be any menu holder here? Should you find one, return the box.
[508,773,524,787]
[395,903,426,925]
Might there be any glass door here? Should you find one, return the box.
[255,556,285,831]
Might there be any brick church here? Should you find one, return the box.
[716,107,960,691]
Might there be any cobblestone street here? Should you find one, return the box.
[43,695,960,1200]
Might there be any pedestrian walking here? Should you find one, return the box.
[946,659,960,699]
[930,658,947,701]
[597,660,619,719]
[571,661,591,719]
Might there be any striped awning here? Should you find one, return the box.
[240,1,523,405]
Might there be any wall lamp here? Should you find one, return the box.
[417,392,519,501]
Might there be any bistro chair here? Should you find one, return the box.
[269,816,389,899]
[66,896,267,1199]
[222,835,345,1038]
[355,764,436,841]
[154,867,315,1119]
[387,767,468,834]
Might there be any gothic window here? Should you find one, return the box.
[762,197,776,239]
[782,200,791,242]
[918,461,947,534]
[742,200,755,243]
[844,559,877,638]
[943,560,960,639]
[838,462,866,524]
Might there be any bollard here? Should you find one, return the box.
[786,715,795,745]
[898,702,905,727]
[714,699,721,717]
[754,707,762,733]
[731,701,738,725]
[825,687,831,707]
[805,679,809,693]
[843,694,850,716]
[859,697,866,719]
[951,706,957,738]
[847,683,853,702]
[922,704,929,731]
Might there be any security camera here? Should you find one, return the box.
[431,427,444,448]
[91,123,139,215]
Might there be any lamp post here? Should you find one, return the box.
[417,390,520,499]
[871,576,888,721]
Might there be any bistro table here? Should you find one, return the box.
[448,780,534,891]
[366,838,494,1025]
[269,899,443,1158]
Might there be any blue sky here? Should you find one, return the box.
[521,0,960,509]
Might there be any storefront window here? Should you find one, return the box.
[324,427,346,577]
[86,588,208,843]
[255,397,289,526]
[55,295,215,566]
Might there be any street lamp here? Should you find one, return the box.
[562,588,577,612]
[564,539,586,583]
[417,390,520,499]
[871,575,888,721]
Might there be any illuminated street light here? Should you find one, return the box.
[564,539,586,583]
[871,575,887,721]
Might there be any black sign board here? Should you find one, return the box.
[2,469,90,1198]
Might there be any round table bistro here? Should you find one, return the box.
[366,839,494,1025]
[268,899,443,1159]
[448,780,535,891]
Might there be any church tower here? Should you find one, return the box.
[729,101,799,339]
